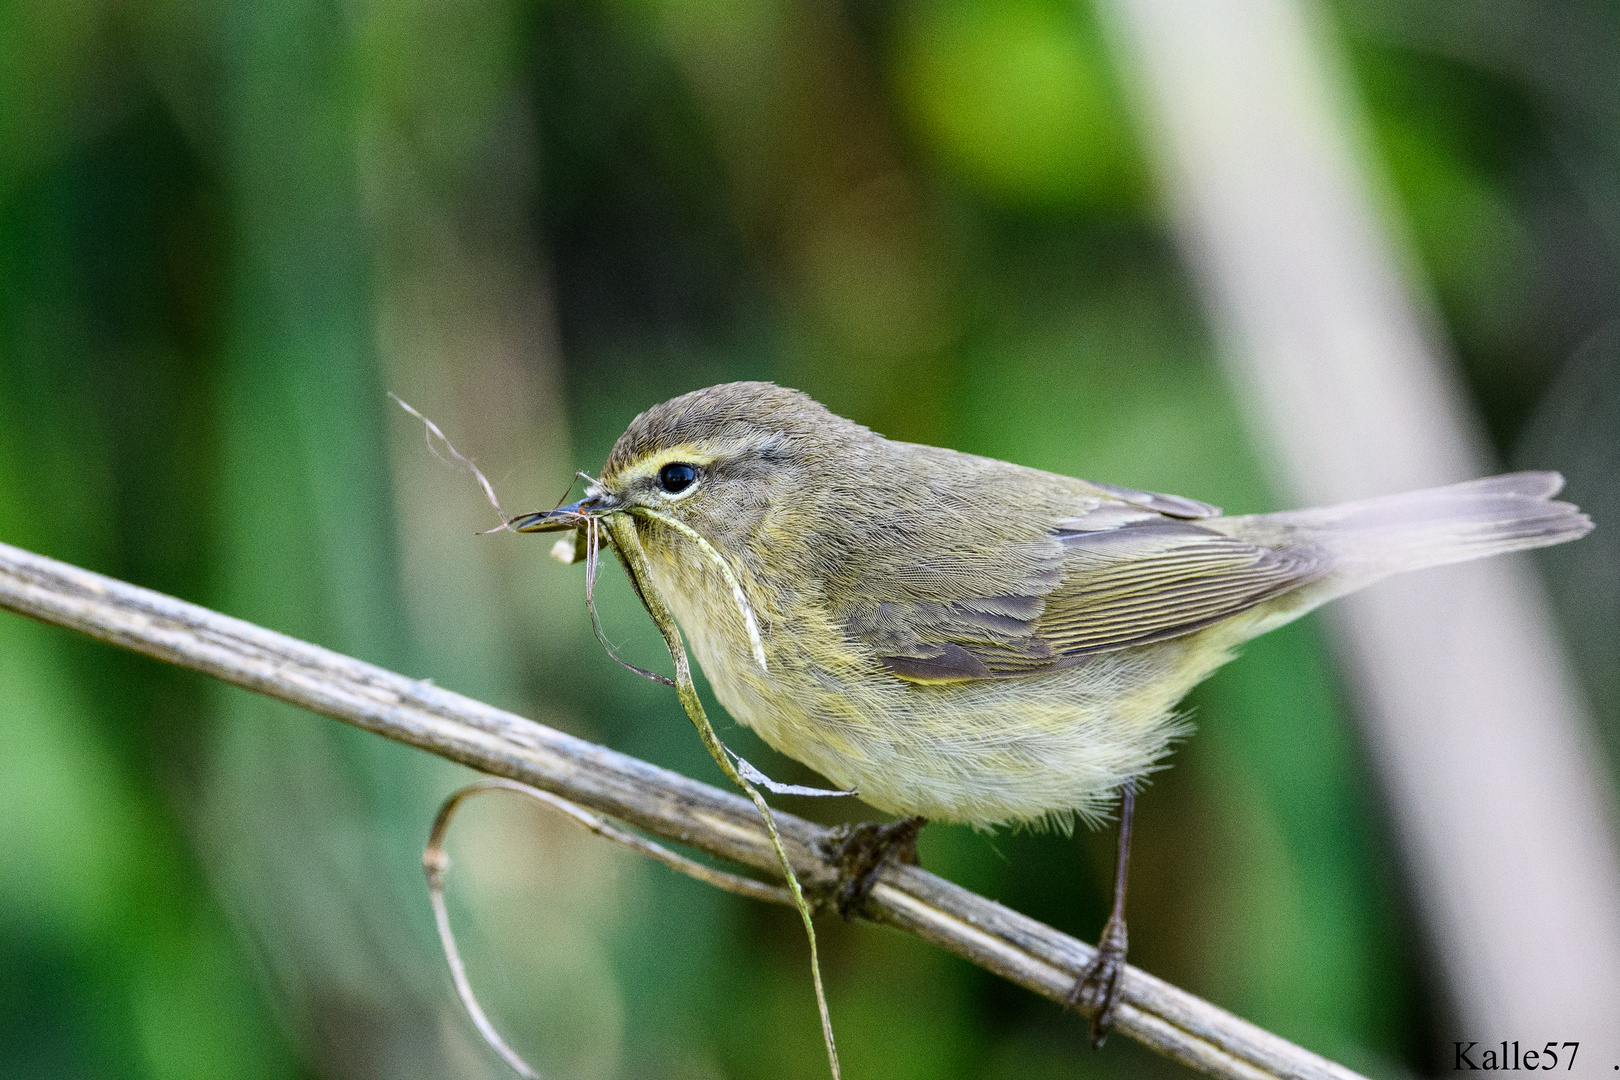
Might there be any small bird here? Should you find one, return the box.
[513,381,1591,1041]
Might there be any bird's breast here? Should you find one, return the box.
[639,541,1217,827]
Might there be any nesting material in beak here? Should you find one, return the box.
[509,492,622,533]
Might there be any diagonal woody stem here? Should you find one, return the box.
[0,540,1367,1080]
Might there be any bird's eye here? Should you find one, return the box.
[658,462,698,494]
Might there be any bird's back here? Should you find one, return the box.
[611,389,1590,827]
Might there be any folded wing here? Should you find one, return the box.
[845,491,1325,684]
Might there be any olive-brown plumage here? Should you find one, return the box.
[513,380,1591,1042]
[568,381,1590,830]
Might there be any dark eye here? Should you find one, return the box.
[658,462,698,494]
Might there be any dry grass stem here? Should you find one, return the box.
[388,393,513,533]
[623,505,769,672]
[603,513,840,1079]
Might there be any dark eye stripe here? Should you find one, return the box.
[658,462,698,494]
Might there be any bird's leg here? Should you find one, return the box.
[821,816,926,920]
[1068,782,1135,1047]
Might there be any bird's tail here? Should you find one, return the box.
[1242,471,1592,581]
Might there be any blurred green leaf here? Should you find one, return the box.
[894,0,1145,211]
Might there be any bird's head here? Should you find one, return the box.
[510,382,872,566]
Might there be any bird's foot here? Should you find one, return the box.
[1067,913,1128,1048]
[820,816,925,920]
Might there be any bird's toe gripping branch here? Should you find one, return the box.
[819,816,926,920]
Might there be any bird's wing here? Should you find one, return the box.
[839,495,1325,684]
[1082,479,1223,521]
[1035,518,1322,656]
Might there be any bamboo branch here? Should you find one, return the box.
[0,540,1366,1080]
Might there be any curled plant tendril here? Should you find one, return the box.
[425,779,795,1080]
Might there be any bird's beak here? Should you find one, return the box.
[508,491,623,533]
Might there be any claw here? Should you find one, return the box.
[820,817,925,920]
[1067,913,1128,1047]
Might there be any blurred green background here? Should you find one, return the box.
[3,0,1618,1077]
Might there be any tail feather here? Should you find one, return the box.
[1429,470,1567,500]
[1240,471,1593,579]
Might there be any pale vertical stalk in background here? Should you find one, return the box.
[1102,0,1620,1052]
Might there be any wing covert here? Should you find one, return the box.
[847,499,1324,683]
[1036,522,1321,656]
